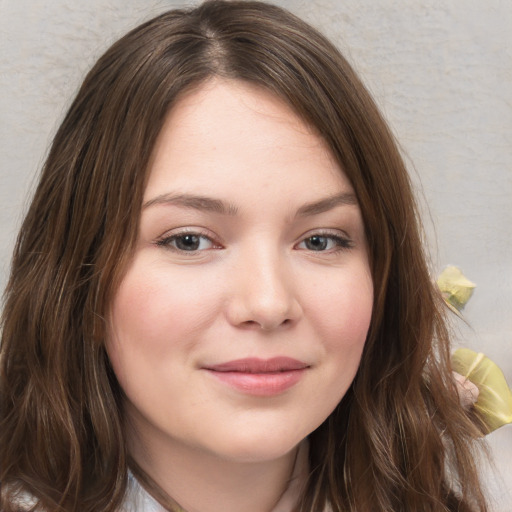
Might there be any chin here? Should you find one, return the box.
[202,426,309,464]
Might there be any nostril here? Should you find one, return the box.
[237,318,292,331]
[239,319,264,330]
[225,282,302,330]
[260,317,293,331]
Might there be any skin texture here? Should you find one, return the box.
[106,79,373,512]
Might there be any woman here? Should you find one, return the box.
[0,1,488,510]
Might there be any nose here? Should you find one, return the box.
[225,246,302,331]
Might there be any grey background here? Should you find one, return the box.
[1,1,511,509]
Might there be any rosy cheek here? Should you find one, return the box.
[311,274,372,343]
[108,258,221,357]
[110,278,161,343]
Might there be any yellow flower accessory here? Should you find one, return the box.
[437,265,476,314]
[437,266,512,433]
[452,348,512,433]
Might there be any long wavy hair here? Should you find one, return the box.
[1,1,487,511]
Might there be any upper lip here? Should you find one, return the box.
[203,357,309,373]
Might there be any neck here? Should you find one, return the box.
[127,420,300,512]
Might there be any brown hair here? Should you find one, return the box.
[1,1,487,511]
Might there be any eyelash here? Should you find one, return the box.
[296,232,353,253]
[155,230,353,254]
[156,229,219,253]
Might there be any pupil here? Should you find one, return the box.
[306,236,327,251]
[176,235,200,251]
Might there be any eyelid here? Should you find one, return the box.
[155,227,223,252]
[294,229,354,252]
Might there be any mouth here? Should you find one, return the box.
[202,357,309,396]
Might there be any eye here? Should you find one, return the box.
[156,232,217,252]
[296,233,353,252]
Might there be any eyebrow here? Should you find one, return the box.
[142,191,357,216]
[295,192,358,217]
[142,193,239,215]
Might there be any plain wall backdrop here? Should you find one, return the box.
[1,0,511,509]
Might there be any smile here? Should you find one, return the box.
[202,357,309,396]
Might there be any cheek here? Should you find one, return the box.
[307,265,373,346]
[305,263,373,396]
[106,259,221,371]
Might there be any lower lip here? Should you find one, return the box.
[205,369,306,396]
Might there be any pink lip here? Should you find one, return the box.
[203,357,309,396]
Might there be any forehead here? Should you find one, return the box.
[144,79,353,206]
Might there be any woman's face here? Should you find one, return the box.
[106,79,373,464]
